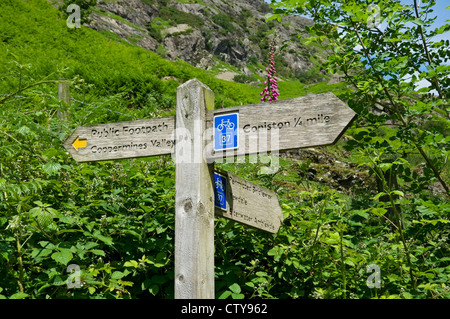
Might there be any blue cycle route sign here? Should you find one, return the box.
[214,172,227,210]
[214,113,239,151]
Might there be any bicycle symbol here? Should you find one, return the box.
[217,119,235,131]
[214,172,227,209]
[215,178,224,192]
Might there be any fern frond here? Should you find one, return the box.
[0,179,49,201]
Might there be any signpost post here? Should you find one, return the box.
[173,79,215,299]
[63,78,356,300]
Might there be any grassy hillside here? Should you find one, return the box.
[0,0,347,118]
[1,0,261,115]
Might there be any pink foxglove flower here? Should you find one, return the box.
[260,42,279,102]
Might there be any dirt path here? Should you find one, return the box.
[215,71,239,82]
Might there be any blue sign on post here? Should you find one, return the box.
[214,172,227,210]
[214,113,239,151]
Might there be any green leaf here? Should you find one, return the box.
[265,13,281,22]
[229,283,241,294]
[17,126,31,136]
[268,247,284,260]
[42,162,62,176]
[372,207,387,216]
[218,290,232,299]
[391,190,404,197]
[124,260,139,268]
[84,242,99,250]
[51,249,73,265]
[148,284,159,296]
[373,192,387,201]
[39,241,56,250]
[9,292,30,299]
[90,249,105,256]
[111,271,127,280]
[413,219,450,226]
[31,247,53,259]
[411,18,425,26]
[379,163,392,172]
[91,230,113,246]
[353,210,369,219]
[256,271,267,277]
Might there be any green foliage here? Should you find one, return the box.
[158,6,205,29]
[266,0,450,298]
[233,74,255,84]
[212,14,237,35]
[296,69,325,84]
[0,0,449,300]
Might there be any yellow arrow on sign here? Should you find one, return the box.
[72,136,87,152]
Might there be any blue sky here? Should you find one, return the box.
[429,1,450,42]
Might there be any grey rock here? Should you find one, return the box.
[89,0,316,76]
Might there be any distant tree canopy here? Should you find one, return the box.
[269,0,450,195]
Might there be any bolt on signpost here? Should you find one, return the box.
[64,78,356,299]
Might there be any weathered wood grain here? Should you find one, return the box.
[205,92,356,160]
[214,169,284,233]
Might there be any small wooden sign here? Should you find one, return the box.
[63,117,175,162]
[206,92,356,160]
[214,169,284,233]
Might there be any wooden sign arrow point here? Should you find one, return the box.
[72,136,87,152]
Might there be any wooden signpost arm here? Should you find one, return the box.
[174,79,215,299]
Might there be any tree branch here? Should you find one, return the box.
[413,0,445,99]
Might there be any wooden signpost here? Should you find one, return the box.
[63,78,356,299]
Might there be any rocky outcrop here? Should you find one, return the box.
[88,0,316,78]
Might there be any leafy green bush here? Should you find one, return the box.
[159,6,204,29]
[212,14,236,34]
[233,74,255,84]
